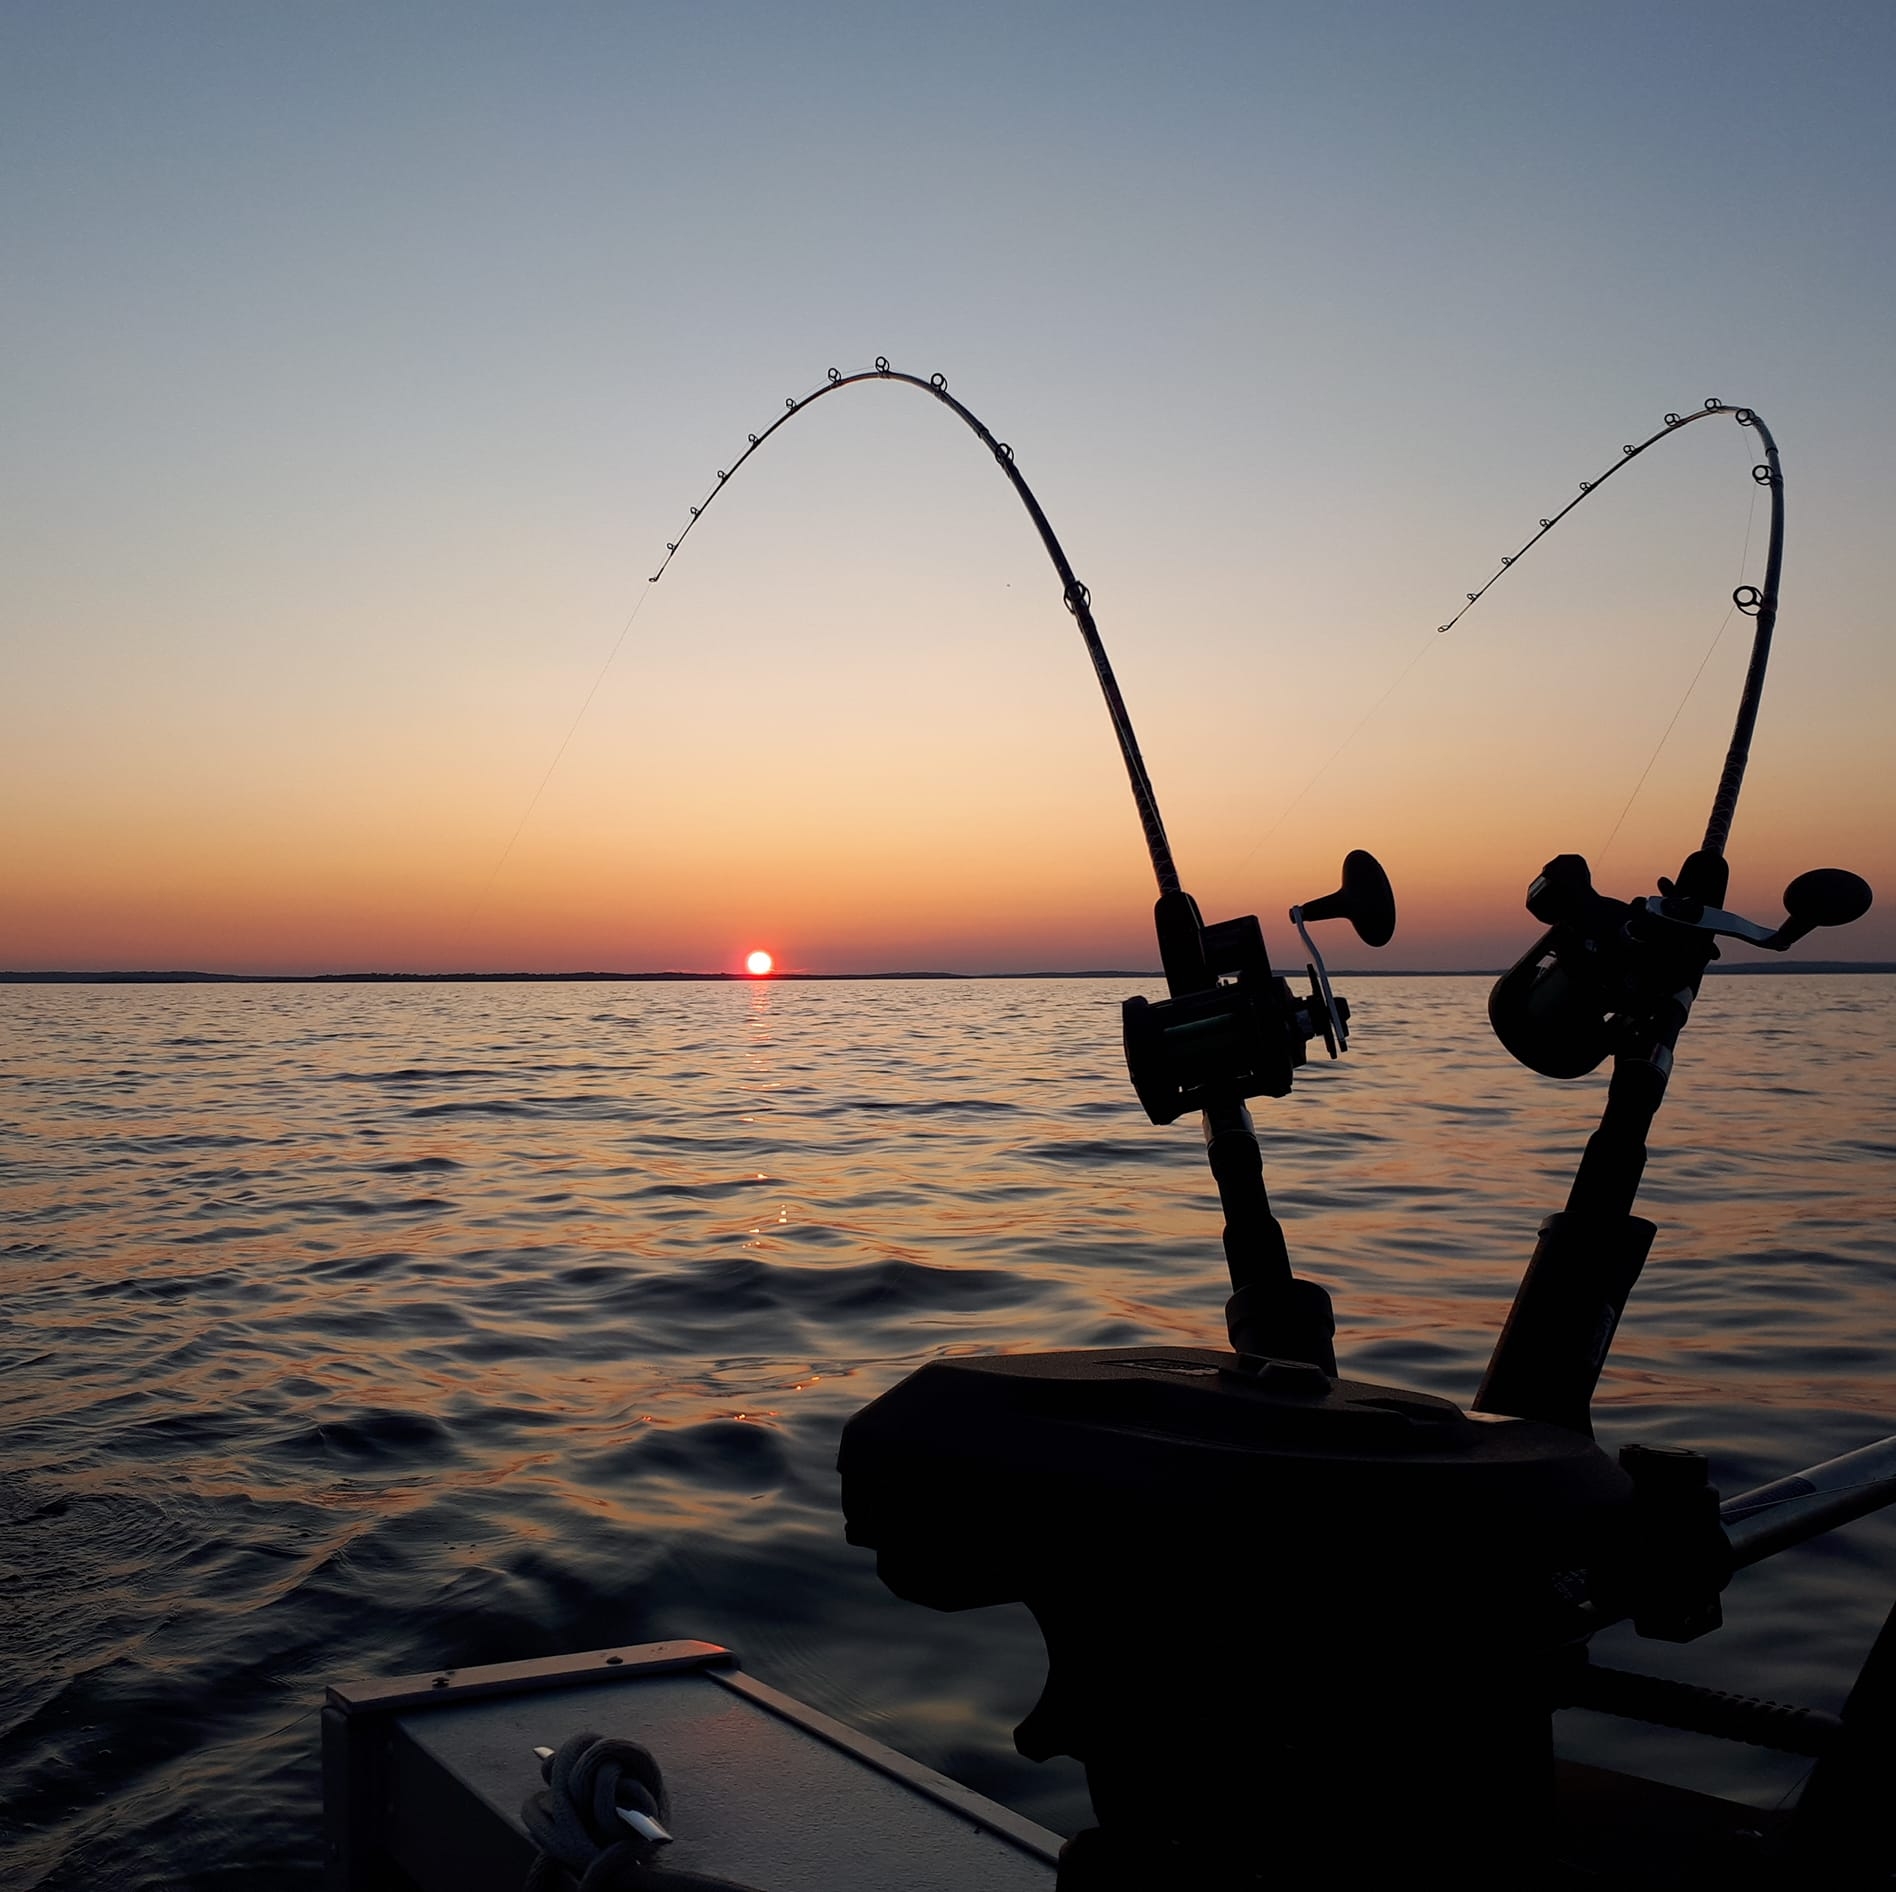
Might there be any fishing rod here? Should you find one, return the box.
[1440,402,1872,1428]
[650,360,1399,1374]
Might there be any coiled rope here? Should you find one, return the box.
[522,1730,769,1892]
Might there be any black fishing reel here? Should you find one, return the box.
[1490,851,1873,1078]
[1122,850,1395,1123]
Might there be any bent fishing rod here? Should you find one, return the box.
[1430,399,1874,1429]
[649,360,1180,897]
[647,359,1399,1372]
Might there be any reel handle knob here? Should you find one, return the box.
[1764,868,1873,951]
[1296,849,1397,948]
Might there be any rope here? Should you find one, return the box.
[522,1730,770,1892]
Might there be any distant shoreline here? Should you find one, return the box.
[6,963,1893,985]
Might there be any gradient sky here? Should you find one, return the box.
[4,2,1893,973]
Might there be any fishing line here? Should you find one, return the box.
[466,357,1185,968]
[465,582,661,928]
[1596,484,1760,864]
[1232,625,1441,874]
[1225,404,1777,885]
[1595,605,1740,864]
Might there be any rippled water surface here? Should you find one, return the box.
[2,976,1893,1887]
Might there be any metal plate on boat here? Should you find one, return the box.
[323,1639,1060,1891]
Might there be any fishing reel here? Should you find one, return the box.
[1122,850,1396,1123]
[1491,851,1874,1079]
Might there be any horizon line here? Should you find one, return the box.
[7,962,1895,986]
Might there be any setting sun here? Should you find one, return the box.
[745,950,774,976]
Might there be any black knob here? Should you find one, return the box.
[1764,868,1873,952]
[1783,868,1873,931]
[1298,849,1396,948]
[1526,854,1594,927]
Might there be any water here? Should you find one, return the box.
[2,975,1892,1888]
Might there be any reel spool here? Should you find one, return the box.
[1489,854,1874,1081]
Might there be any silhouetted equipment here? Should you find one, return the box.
[833,395,1891,1887]
[1490,853,1876,1083]
[1294,845,1397,946]
[1771,867,1875,948]
[1119,888,1361,1123]
[841,1349,1639,1878]
[324,379,1894,1888]
[1475,842,1872,1441]
[1468,404,1871,1465]
[1119,850,1395,1122]
[1288,847,1397,1055]
[1116,848,1397,1377]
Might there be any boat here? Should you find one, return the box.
[322,374,1889,1889]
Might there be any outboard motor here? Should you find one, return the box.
[841,853,1651,1884]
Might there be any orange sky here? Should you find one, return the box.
[5,11,1893,975]
[7,412,1893,975]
